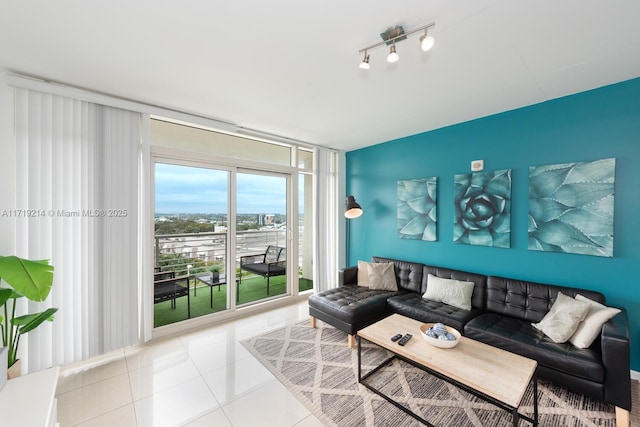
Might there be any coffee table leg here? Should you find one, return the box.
[357,336,362,382]
[515,372,538,426]
[533,373,538,426]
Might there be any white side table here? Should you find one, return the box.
[0,366,60,427]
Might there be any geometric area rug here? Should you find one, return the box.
[242,320,639,427]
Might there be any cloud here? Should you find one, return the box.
[155,164,289,214]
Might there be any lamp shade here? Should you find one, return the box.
[345,196,363,219]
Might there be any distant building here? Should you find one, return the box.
[258,214,275,226]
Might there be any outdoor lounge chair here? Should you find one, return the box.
[239,245,286,294]
[154,272,191,318]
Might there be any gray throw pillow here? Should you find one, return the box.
[367,262,398,291]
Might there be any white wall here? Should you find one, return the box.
[0,71,15,254]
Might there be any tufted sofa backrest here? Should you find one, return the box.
[422,266,487,311]
[371,256,423,293]
[486,276,606,323]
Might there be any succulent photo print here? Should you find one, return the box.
[453,169,511,248]
[528,158,615,257]
[398,177,437,241]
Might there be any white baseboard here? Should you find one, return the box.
[631,370,640,381]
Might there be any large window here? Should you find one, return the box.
[151,119,314,328]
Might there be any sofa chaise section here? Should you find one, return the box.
[308,256,422,348]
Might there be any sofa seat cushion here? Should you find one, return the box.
[387,294,482,332]
[308,285,401,325]
[465,313,604,383]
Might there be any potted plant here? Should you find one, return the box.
[208,264,221,283]
[0,256,58,377]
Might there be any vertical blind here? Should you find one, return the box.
[14,89,141,371]
[314,147,339,292]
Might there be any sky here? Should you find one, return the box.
[154,163,294,214]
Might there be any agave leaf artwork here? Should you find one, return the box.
[397,177,438,241]
[528,158,615,257]
[453,169,512,248]
[0,256,58,368]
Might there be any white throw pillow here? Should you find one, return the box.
[569,294,621,349]
[533,292,590,343]
[367,262,398,291]
[422,274,475,311]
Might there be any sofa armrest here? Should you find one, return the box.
[338,266,358,286]
[601,307,631,411]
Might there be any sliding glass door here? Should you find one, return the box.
[153,163,230,327]
[153,163,297,326]
[236,170,289,305]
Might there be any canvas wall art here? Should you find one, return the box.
[397,177,437,241]
[528,158,615,257]
[453,169,511,248]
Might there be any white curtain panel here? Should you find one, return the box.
[313,147,339,292]
[14,89,141,371]
[138,115,154,343]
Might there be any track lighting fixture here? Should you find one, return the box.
[358,22,435,69]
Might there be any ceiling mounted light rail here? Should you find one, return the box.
[358,22,435,70]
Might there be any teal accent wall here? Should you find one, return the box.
[346,77,640,370]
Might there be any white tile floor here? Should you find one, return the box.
[56,300,324,427]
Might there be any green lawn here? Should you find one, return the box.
[154,275,313,327]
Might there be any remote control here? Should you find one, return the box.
[398,333,412,346]
[391,333,403,342]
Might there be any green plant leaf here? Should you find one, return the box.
[13,308,58,334]
[0,256,54,301]
[0,288,14,306]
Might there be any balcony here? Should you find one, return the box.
[153,230,312,327]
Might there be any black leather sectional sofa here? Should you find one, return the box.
[308,256,631,420]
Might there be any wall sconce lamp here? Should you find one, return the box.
[345,196,363,267]
[359,22,435,69]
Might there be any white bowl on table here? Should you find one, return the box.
[419,323,461,349]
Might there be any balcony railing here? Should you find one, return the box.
[154,229,288,277]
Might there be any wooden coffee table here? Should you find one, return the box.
[357,313,538,426]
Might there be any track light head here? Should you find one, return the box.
[420,33,435,52]
[359,52,370,70]
[387,44,399,63]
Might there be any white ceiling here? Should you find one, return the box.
[1,1,639,152]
